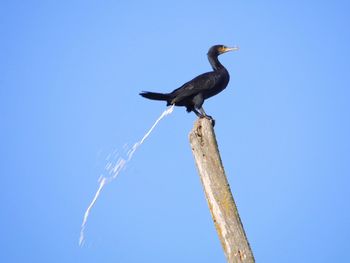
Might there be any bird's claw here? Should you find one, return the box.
[208,116,215,127]
[200,115,215,127]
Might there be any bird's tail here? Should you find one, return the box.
[139,91,171,104]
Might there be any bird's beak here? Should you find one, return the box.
[224,46,239,52]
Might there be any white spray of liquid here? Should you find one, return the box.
[79,104,175,246]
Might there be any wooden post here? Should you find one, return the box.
[189,118,255,263]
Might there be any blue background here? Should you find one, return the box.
[1,1,349,262]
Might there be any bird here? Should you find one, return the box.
[139,44,239,126]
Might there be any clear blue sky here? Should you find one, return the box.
[1,1,350,262]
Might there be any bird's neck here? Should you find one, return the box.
[208,55,225,71]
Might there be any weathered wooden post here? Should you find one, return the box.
[189,118,255,263]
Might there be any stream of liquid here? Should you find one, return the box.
[79,104,175,246]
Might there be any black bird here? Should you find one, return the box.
[140,45,238,125]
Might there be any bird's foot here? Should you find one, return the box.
[208,116,216,127]
[201,115,215,127]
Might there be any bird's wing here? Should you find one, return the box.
[171,72,218,103]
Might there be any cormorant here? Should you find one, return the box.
[140,45,238,125]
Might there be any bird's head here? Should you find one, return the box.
[208,45,239,56]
